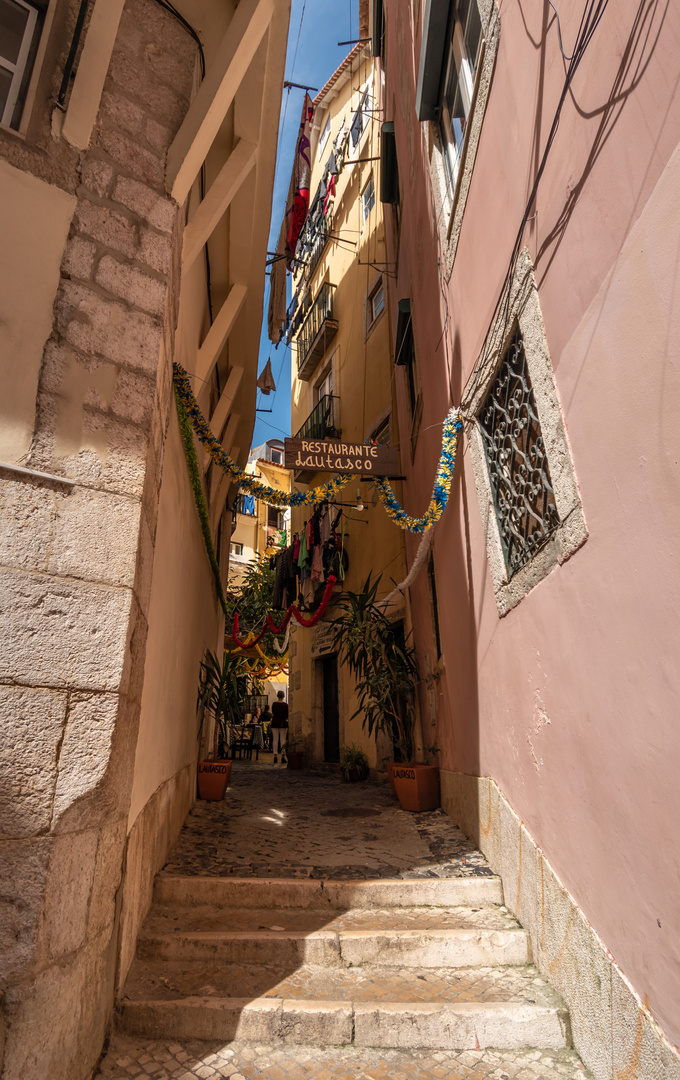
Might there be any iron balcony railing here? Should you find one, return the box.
[296,282,337,377]
[307,209,332,277]
[294,395,340,442]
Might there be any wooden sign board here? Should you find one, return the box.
[284,437,400,476]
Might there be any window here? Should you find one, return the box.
[439,0,484,193]
[230,542,244,557]
[370,280,385,322]
[267,505,283,531]
[350,88,369,147]
[361,174,375,224]
[0,0,41,130]
[315,363,333,405]
[462,249,587,614]
[318,111,331,156]
[270,447,283,464]
[370,416,391,445]
[478,327,561,578]
[395,302,418,418]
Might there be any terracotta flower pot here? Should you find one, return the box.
[197,759,232,800]
[286,751,304,769]
[386,761,398,796]
[392,763,440,812]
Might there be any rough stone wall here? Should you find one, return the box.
[0,3,198,1078]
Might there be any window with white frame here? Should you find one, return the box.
[314,362,333,406]
[230,542,244,557]
[318,110,331,156]
[270,446,283,464]
[361,173,375,224]
[439,0,484,193]
[0,0,42,130]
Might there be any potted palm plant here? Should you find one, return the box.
[341,743,370,782]
[329,573,439,811]
[196,650,246,799]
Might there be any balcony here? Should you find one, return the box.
[296,282,338,381]
[306,209,332,278]
[294,395,341,481]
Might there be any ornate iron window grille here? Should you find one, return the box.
[478,328,560,578]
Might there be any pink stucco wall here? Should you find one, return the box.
[382,0,680,1048]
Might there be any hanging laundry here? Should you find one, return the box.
[323,173,336,216]
[284,93,314,269]
[256,358,276,395]
[267,216,288,345]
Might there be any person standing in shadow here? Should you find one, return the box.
[270,690,289,765]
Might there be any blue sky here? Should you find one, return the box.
[251,0,359,449]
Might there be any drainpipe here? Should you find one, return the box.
[56,0,92,109]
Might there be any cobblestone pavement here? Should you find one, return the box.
[124,960,562,1008]
[162,762,490,880]
[95,1037,592,1079]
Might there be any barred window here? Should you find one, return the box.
[478,327,560,578]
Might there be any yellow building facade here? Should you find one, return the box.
[288,45,408,772]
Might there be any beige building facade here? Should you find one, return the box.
[0,1,289,1077]
[287,44,409,771]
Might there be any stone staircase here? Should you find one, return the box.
[106,874,588,1077]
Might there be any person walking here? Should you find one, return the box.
[270,690,289,764]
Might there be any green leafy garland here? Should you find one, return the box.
[174,387,229,616]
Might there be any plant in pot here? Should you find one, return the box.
[329,573,439,811]
[341,743,370,782]
[196,649,246,799]
[285,733,304,770]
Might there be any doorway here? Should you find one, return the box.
[322,654,340,762]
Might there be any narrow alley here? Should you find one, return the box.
[94,764,587,1080]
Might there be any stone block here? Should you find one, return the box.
[98,89,146,140]
[96,255,167,316]
[57,282,163,373]
[118,0,195,61]
[0,686,67,839]
[280,1000,352,1046]
[31,391,150,497]
[38,830,98,959]
[74,198,139,260]
[112,176,176,233]
[139,229,172,275]
[611,965,680,1080]
[2,931,113,1080]
[0,567,132,692]
[48,486,141,587]
[107,51,187,129]
[87,816,126,941]
[0,838,49,978]
[96,128,164,189]
[52,693,121,824]
[112,366,157,425]
[141,40,195,104]
[0,474,55,573]
[80,158,114,198]
[63,236,97,280]
[144,117,174,155]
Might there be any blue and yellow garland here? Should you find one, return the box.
[373,409,463,533]
[173,363,352,508]
[173,364,463,533]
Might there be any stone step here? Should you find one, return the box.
[119,961,569,1050]
[96,1035,593,1080]
[137,905,529,969]
[154,873,503,910]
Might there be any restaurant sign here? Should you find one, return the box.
[284,437,400,476]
